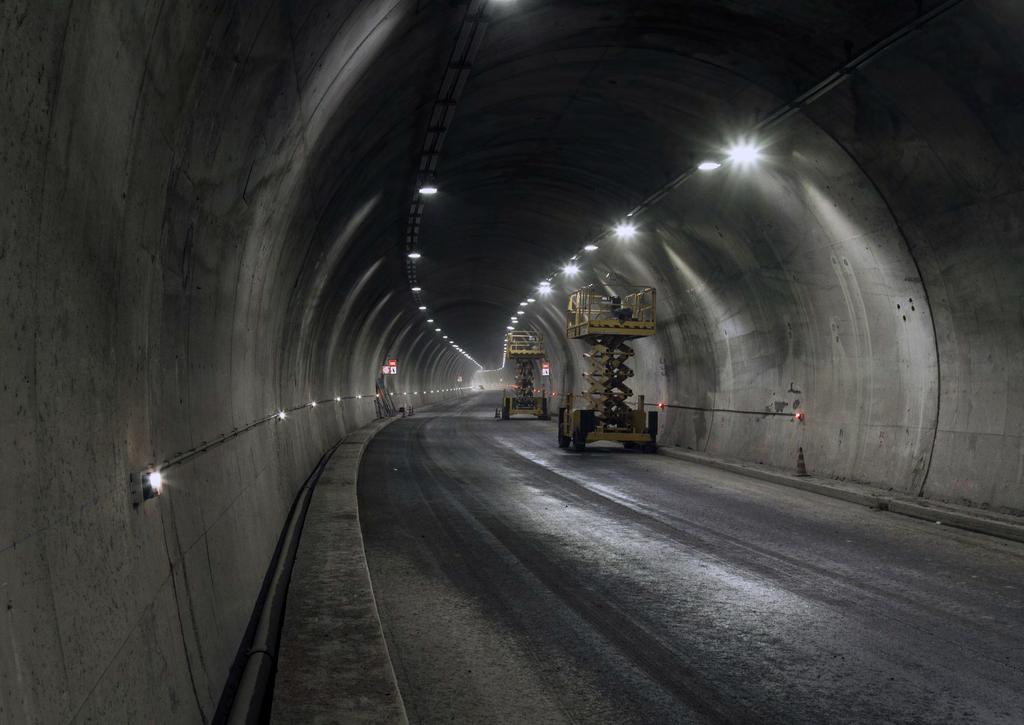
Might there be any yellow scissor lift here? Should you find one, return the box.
[500,331,551,420]
[559,283,659,452]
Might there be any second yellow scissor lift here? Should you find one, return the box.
[500,331,550,420]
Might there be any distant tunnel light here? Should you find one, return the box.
[419,305,427,310]
[147,471,163,496]
[519,302,528,307]
[584,244,599,252]
[614,222,637,240]
[563,263,580,276]
[277,411,287,421]
[411,286,422,292]
[698,161,722,171]
[427,318,434,323]
[310,400,317,407]
[507,326,515,330]
[408,251,422,259]
[435,328,442,332]
[419,184,439,195]
[727,142,761,166]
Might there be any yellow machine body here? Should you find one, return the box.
[559,283,659,451]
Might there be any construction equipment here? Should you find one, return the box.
[559,280,659,452]
[499,331,550,420]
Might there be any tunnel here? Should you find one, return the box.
[2,0,1023,722]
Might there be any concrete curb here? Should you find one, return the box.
[270,416,409,725]
[660,448,1024,544]
[223,439,344,725]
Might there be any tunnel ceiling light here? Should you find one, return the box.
[614,222,637,240]
[507,326,515,330]
[526,297,536,303]
[435,328,442,332]
[539,280,551,288]
[584,244,599,252]
[519,302,527,307]
[335,396,341,402]
[418,305,427,310]
[310,400,317,407]
[727,141,761,166]
[277,411,287,420]
[411,286,422,292]
[408,251,422,259]
[563,263,580,276]
[427,318,434,323]
[419,184,439,195]
[443,335,448,339]
[698,160,722,171]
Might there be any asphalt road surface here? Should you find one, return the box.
[359,393,1024,724]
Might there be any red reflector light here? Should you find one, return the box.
[657,402,666,410]
[794,410,805,422]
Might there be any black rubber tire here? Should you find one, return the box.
[501,399,510,420]
[557,408,570,447]
[642,442,658,454]
[572,430,586,452]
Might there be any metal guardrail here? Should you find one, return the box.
[506,331,545,358]
[566,285,656,338]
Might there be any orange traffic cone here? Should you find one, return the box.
[796,447,809,477]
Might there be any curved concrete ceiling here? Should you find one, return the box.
[2,0,1022,720]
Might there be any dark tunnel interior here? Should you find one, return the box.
[2,0,1023,721]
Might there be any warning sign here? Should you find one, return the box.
[541,361,551,377]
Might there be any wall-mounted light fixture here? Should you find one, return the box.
[130,470,163,506]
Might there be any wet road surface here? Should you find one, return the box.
[359,394,1024,724]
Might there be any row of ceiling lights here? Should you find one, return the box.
[410,140,762,369]
[408,183,479,367]
[408,290,483,369]
[495,140,764,362]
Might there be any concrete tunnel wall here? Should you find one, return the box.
[1,0,1022,723]
[478,1,1023,515]
[0,1,474,722]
